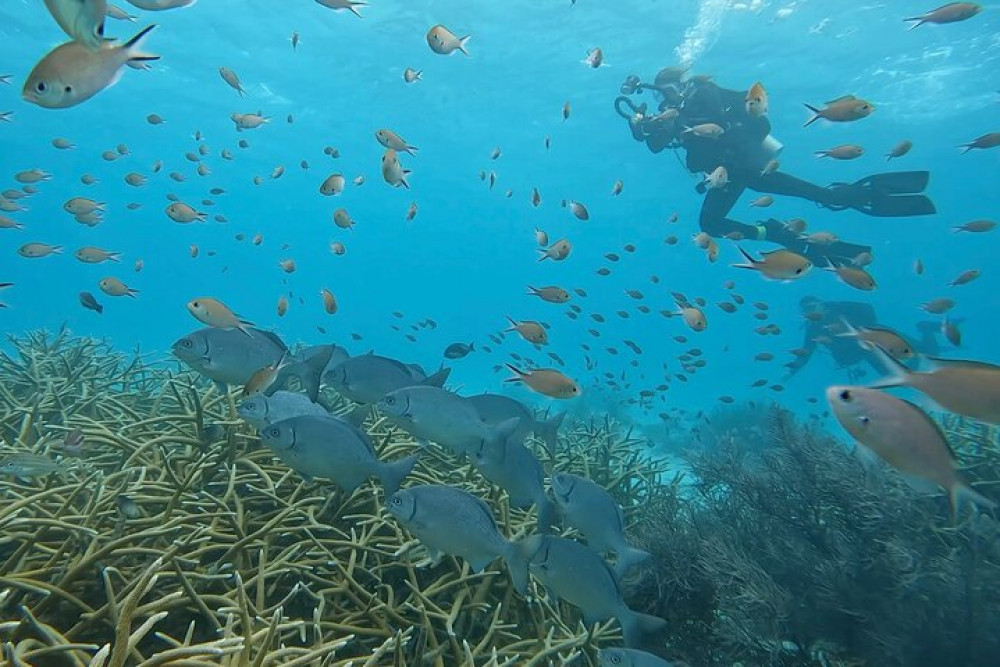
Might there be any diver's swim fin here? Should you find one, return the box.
[864,193,937,217]
[855,171,930,195]
[826,171,935,217]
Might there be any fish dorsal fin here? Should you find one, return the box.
[923,356,1000,373]
[825,94,856,104]
[255,329,288,351]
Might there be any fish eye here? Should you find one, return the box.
[839,389,852,402]
[390,496,401,506]
[35,81,46,92]
[610,658,621,665]
[385,396,395,405]
[64,86,72,94]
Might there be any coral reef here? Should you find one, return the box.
[629,405,1000,667]
[0,329,665,666]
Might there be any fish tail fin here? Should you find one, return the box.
[613,545,652,579]
[422,367,451,388]
[124,25,160,61]
[959,144,973,154]
[802,103,820,127]
[536,411,564,456]
[378,453,419,497]
[457,35,471,56]
[505,539,531,595]
[504,363,525,383]
[950,482,997,524]
[536,497,558,534]
[866,344,911,389]
[730,245,756,270]
[296,346,334,402]
[617,609,668,648]
[904,17,925,30]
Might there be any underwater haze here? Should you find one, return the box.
[1,0,1000,665]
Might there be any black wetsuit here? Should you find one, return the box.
[786,302,879,381]
[633,82,869,249]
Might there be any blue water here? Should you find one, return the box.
[1,0,998,427]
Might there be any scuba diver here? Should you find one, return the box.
[615,68,936,264]
[786,296,942,382]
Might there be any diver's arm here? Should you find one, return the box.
[785,325,820,377]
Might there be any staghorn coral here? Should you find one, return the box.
[0,328,667,666]
[628,404,1000,667]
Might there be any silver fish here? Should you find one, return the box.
[473,434,556,532]
[260,415,418,495]
[237,390,330,429]
[44,0,108,50]
[467,393,564,454]
[551,472,650,577]
[23,25,158,109]
[124,0,197,9]
[521,535,667,647]
[387,484,529,593]
[599,648,675,667]
[0,453,63,480]
[378,385,516,456]
[172,327,329,401]
[323,353,450,404]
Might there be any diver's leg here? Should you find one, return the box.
[698,184,760,239]
[751,172,844,206]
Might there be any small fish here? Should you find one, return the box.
[387,485,529,593]
[115,493,141,519]
[315,0,367,18]
[320,288,338,314]
[231,112,269,131]
[534,227,548,245]
[745,81,768,117]
[827,265,876,291]
[18,242,62,258]
[953,219,995,233]
[242,352,291,398]
[99,276,138,297]
[444,342,474,359]
[507,317,548,345]
[319,173,346,195]
[749,195,773,207]
[886,139,913,160]
[403,67,422,83]
[218,66,245,96]
[75,246,120,263]
[291,31,299,50]
[380,149,411,189]
[531,187,542,207]
[79,290,103,313]
[333,208,355,230]
[426,24,469,56]
[733,247,811,281]
[0,453,63,480]
[611,180,623,196]
[827,385,995,519]
[948,269,980,287]
[538,239,571,262]
[44,0,108,51]
[166,202,206,223]
[803,95,874,127]
[583,47,604,68]
[520,535,666,647]
[905,3,981,29]
[942,318,962,347]
[959,132,1000,153]
[276,295,288,316]
[551,472,650,577]
[405,201,418,222]
[23,25,158,109]
[505,364,580,399]
[921,298,955,314]
[527,285,570,303]
[703,165,727,190]
[815,144,864,159]
[562,199,589,221]
[375,129,418,155]
[684,123,725,139]
[562,101,571,120]
[187,297,252,335]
